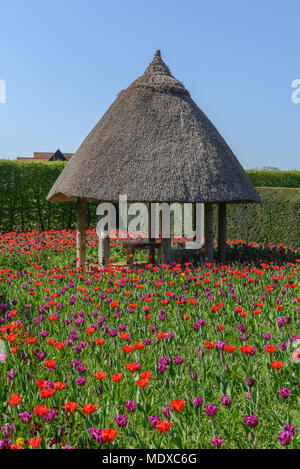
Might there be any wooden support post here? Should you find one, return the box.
[204,203,214,262]
[192,203,196,241]
[218,202,227,264]
[98,233,110,266]
[148,204,155,263]
[161,238,171,264]
[126,245,134,265]
[114,203,119,236]
[158,202,171,264]
[76,198,87,267]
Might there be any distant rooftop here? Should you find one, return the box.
[17,149,73,162]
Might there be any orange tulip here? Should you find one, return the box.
[64,401,78,413]
[82,403,98,414]
[111,373,122,383]
[29,437,42,449]
[171,399,186,411]
[94,371,107,380]
[155,421,173,433]
[101,429,117,442]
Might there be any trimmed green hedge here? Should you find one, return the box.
[246,170,300,188]
[0,160,99,232]
[0,160,299,246]
[223,188,300,247]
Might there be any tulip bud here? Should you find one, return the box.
[97,384,104,394]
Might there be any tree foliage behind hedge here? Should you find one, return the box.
[0,160,299,246]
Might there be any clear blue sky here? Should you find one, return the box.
[1,0,299,169]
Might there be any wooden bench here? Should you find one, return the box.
[122,241,162,265]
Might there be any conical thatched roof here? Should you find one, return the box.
[47,50,261,204]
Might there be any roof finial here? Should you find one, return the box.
[145,49,172,76]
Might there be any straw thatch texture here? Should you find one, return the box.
[47,50,261,205]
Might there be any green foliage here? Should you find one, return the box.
[0,160,98,232]
[0,160,299,246]
[246,170,300,188]
[217,187,300,247]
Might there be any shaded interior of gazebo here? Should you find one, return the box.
[75,198,227,267]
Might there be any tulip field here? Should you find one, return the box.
[0,228,299,450]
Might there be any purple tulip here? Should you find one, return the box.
[193,396,203,408]
[211,435,225,448]
[245,377,256,387]
[88,428,103,445]
[1,424,15,437]
[244,414,258,428]
[43,408,56,422]
[220,395,231,406]
[283,424,295,435]
[174,356,184,365]
[277,387,291,399]
[0,439,11,449]
[148,415,160,427]
[277,431,293,446]
[76,376,86,386]
[114,414,127,428]
[18,412,33,424]
[7,369,17,379]
[125,400,137,413]
[216,340,226,351]
[163,406,171,418]
[203,404,219,417]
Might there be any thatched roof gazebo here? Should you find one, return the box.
[47,50,261,266]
